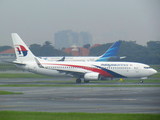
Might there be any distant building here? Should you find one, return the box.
[0,48,16,63]
[62,44,101,56]
[0,44,101,63]
[62,44,89,56]
[79,31,92,45]
[89,44,101,49]
[54,30,92,49]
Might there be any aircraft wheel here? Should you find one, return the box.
[76,78,81,83]
[84,80,89,83]
[140,80,143,83]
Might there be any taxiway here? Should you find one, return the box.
[0,86,160,113]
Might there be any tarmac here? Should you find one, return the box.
[0,78,160,113]
[0,78,160,85]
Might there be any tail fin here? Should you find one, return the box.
[11,33,35,62]
[58,56,65,61]
[101,41,121,57]
[96,41,121,61]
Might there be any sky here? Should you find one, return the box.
[0,0,160,47]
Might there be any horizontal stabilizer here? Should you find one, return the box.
[119,56,126,59]
[3,60,26,65]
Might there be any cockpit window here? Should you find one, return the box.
[144,67,151,69]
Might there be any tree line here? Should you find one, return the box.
[0,41,70,56]
[0,40,160,64]
[89,41,160,64]
[29,41,70,56]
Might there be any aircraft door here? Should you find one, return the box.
[134,66,139,73]
[33,66,37,73]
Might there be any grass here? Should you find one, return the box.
[150,65,160,72]
[0,111,160,120]
[34,79,160,83]
[0,63,21,71]
[0,91,23,95]
[0,73,54,78]
[0,64,159,79]
[113,79,160,83]
[150,73,160,78]
[0,73,159,78]
[1,64,160,72]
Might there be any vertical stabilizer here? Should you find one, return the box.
[101,41,121,57]
[11,33,35,62]
[96,41,121,61]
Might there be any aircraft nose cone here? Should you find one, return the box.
[152,69,157,75]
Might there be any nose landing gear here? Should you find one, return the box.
[140,80,143,83]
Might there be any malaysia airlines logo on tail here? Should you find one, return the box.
[15,45,28,57]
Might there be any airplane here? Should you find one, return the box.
[10,33,157,83]
[41,41,126,62]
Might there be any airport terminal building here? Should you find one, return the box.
[0,48,16,63]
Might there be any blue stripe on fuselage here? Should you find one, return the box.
[94,65,126,78]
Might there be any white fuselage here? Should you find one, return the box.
[16,59,157,79]
[11,33,157,83]
[41,56,99,62]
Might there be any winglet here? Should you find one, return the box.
[58,56,65,61]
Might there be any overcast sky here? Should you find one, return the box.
[0,0,160,47]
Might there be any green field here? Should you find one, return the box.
[0,91,23,95]
[0,111,159,120]
[0,73,160,87]
[0,63,21,71]
[0,63,160,79]
[150,65,160,72]
[0,72,159,78]
[0,64,160,72]
[35,79,160,83]
[150,73,160,78]
[0,73,53,78]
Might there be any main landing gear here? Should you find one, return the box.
[76,78,90,83]
[76,78,81,83]
[84,80,89,83]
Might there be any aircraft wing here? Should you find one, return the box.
[56,69,84,77]
[35,57,85,77]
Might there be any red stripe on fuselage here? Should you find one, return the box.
[42,63,114,77]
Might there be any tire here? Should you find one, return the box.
[76,78,81,83]
[140,80,143,83]
[84,80,89,83]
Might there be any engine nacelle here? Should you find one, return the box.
[84,72,101,81]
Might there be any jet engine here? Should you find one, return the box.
[84,72,101,81]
